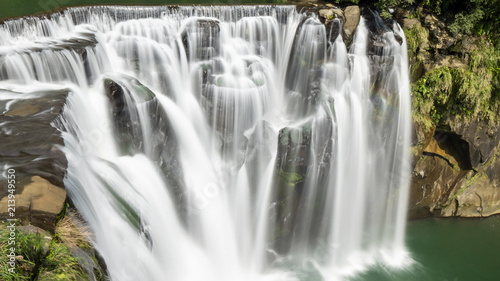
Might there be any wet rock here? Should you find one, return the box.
[104,77,148,155]
[271,108,335,254]
[409,153,472,218]
[271,123,312,254]
[0,89,68,231]
[181,19,221,61]
[286,17,326,117]
[103,76,186,215]
[326,18,343,42]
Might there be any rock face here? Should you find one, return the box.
[271,114,334,254]
[103,76,186,216]
[0,89,68,231]
[181,19,221,61]
[409,120,500,219]
[313,4,359,45]
[395,5,500,219]
[343,6,360,44]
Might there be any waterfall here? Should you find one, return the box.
[0,5,412,280]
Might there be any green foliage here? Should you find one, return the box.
[0,226,36,280]
[404,25,429,55]
[448,6,485,35]
[412,42,500,129]
[38,242,87,281]
[330,0,499,44]
[0,221,89,281]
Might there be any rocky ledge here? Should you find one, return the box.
[0,89,68,231]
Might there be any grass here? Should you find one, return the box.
[0,212,91,280]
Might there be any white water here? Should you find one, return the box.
[0,6,412,281]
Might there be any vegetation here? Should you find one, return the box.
[412,43,500,128]
[0,214,91,280]
[339,0,496,130]
[331,0,500,45]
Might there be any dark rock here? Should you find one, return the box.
[104,77,147,155]
[286,18,326,117]
[326,18,343,43]
[409,120,500,218]
[103,76,186,216]
[270,106,335,254]
[271,123,313,254]
[450,119,500,168]
[0,89,68,231]
[181,19,220,61]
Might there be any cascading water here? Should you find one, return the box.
[0,5,412,280]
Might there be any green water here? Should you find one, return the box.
[0,0,279,20]
[353,216,500,281]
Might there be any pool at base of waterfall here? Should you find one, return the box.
[351,216,500,281]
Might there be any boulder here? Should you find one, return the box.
[342,6,360,44]
[319,9,334,20]
[0,176,67,228]
[270,107,335,254]
[103,76,186,216]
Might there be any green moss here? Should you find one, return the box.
[278,169,304,187]
[405,26,428,54]
[411,42,500,130]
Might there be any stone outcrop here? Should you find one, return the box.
[314,4,359,45]
[271,111,335,254]
[343,6,360,44]
[409,119,500,219]
[103,76,186,216]
[394,5,500,219]
[0,89,68,231]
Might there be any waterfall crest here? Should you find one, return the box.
[0,5,412,280]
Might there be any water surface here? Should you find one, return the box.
[353,216,500,281]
